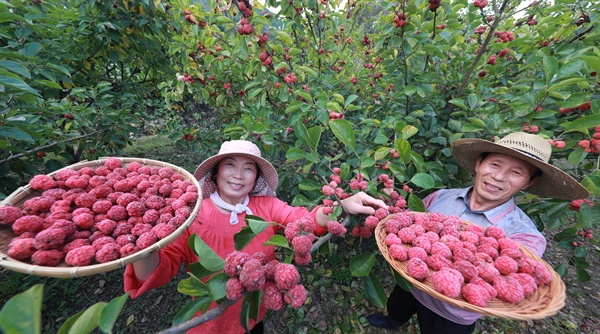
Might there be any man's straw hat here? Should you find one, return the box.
[451,132,589,200]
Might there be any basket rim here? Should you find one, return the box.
[0,157,201,278]
[375,212,566,321]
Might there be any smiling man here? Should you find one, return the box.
[367,132,589,334]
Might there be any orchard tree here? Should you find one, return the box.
[0,0,179,197]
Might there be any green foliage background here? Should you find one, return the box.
[1,0,600,332]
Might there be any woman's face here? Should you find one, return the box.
[215,155,258,204]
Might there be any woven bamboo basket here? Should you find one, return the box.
[0,157,201,279]
[375,213,566,320]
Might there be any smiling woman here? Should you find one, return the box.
[123,140,388,333]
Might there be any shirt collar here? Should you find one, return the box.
[459,186,516,224]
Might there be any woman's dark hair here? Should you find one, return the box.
[479,152,542,181]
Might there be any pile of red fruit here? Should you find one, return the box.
[382,211,552,307]
[0,158,198,268]
[224,250,307,310]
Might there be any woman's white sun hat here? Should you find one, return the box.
[193,140,278,198]
[451,132,589,200]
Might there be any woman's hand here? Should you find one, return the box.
[341,191,388,215]
[131,252,160,281]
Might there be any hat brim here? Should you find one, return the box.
[451,139,589,200]
[193,152,279,196]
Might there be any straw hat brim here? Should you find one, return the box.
[451,139,589,200]
[193,152,279,193]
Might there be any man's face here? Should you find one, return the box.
[471,153,539,209]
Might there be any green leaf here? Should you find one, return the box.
[58,302,106,334]
[240,291,262,331]
[188,262,218,279]
[0,284,42,334]
[344,94,358,107]
[407,194,425,212]
[0,126,35,142]
[555,59,585,79]
[448,98,467,110]
[392,269,413,292]
[286,147,307,161]
[547,76,587,91]
[562,114,600,134]
[576,267,591,282]
[555,263,567,278]
[98,293,129,333]
[298,178,322,191]
[350,252,375,277]
[297,65,317,77]
[273,31,292,45]
[364,273,387,309]
[264,235,289,248]
[206,272,229,301]
[307,126,322,150]
[178,276,209,297]
[23,43,42,57]
[543,55,558,85]
[246,215,269,234]
[234,226,257,251]
[330,119,356,151]
[394,138,411,164]
[0,60,31,79]
[189,234,225,271]
[172,298,211,326]
[293,121,311,148]
[410,173,434,189]
[401,125,418,140]
[0,76,40,96]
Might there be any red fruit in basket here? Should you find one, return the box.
[74,193,96,208]
[116,234,136,246]
[132,223,153,237]
[413,235,432,253]
[104,158,123,170]
[389,244,408,261]
[407,247,428,261]
[34,228,67,250]
[54,169,79,181]
[452,247,475,264]
[12,215,44,235]
[126,201,147,217]
[494,275,525,303]
[470,276,497,299]
[407,257,429,281]
[432,267,464,298]
[95,243,121,263]
[23,197,53,214]
[119,243,139,257]
[112,222,133,238]
[49,200,72,214]
[31,249,64,266]
[143,209,160,224]
[63,238,91,254]
[465,224,486,238]
[136,231,158,249]
[427,254,453,271]
[8,238,37,260]
[73,212,95,230]
[42,188,67,201]
[478,262,501,283]
[91,236,116,251]
[51,219,77,236]
[152,223,177,239]
[430,242,452,259]
[485,225,505,239]
[113,179,133,192]
[398,227,417,243]
[385,233,402,246]
[0,206,23,225]
[29,175,57,190]
[65,175,89,189]
[96,219,117,235]
[65,245,97,266]
[461,283,491,307]
[92,200,113,214]
[459,231,479,245]
[509,272,538,296]
[116,193,139,207]
[494,255,518,275]
[452,260,478,282]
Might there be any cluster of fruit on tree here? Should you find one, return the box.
[383,211,552,307]
[576,125,600,154]
[0,158,198,267]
